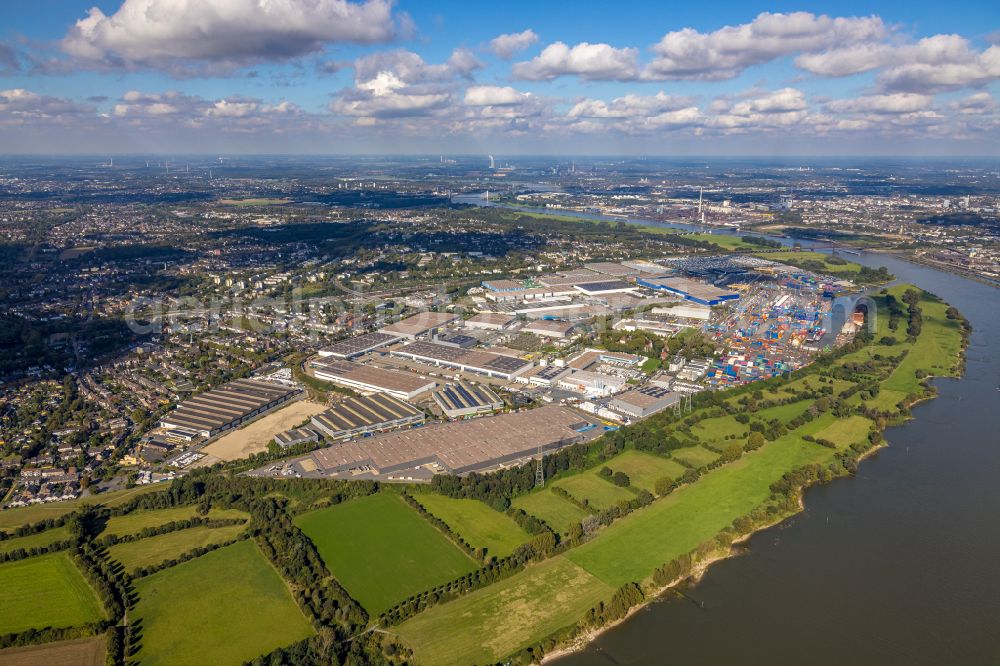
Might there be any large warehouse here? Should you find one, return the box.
[610,385,681,418]
[160,379,300,438]
[379,311,460,339]
[391,341,533,380]
[433,380,504,419]
[317,331,402,359]
[310,358,436,401]
[310,393,425,441]
[308,405,594,476]
[636,276,740,306]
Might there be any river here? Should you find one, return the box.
[555,252,1000,664]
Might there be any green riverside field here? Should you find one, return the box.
[511,489,591,534]
[132,539,313,666]
[395,556,614,666]
[0,552,105,634]
[295,493,478,615]
[412,494,530,558]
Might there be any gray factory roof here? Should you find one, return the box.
[312,393,424,435]
[318,331,401,358]
[310,405,591,475]
[310,358,435,395]
[433,380,503,414]
[380,311,459,337]
[162,379,297,433]
[393,341,532,376]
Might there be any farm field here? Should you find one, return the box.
[551,472,636,510]
[100,506,247,539]
[198,399,327,463]
[395,555,614,666]
[0,525,70,555]
[511,489,591,534]
[294,493,478,615]
[671,445,720,468]
[0,636,106,666]
[603,450,687,492]
[108,523,248,573]
[567,435,834,586]
[412,494,530,558]
[0,552,105,634]
[132,540,313,666]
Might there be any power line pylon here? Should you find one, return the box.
[535,444,545,488]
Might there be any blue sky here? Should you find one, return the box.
[0,0,997,154]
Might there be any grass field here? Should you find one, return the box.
[0,636,105,666]
[552,473,636,510]
[691,415,747,443]
[683,233,762,251]
[0,485,167,532]
[295,493,478,615]
[671,445,720,468]
[604,450,687,493]
[413,494,530,558]
[395,555,614,666]
[511,489,592,534]
[0,525,70,555]
[133,540,313,666]
[813,415,873,448]
[566,435,834,587]
[100,506,247,539]
[108,524,248,573]
[0,552,105,634]
[758,250,864,274]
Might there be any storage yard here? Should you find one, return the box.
[198,399,326,462]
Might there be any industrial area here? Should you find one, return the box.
[121,252,862,484]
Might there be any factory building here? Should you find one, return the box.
[433,380,505,419]
[308,405,593,476]
[391,341,533,380]
[379,311,460,339]
[310,393,425,441]
[610,385,681,419]
[513,363,571,387]
[274,427,319,449]
[584,262,640,277]
[481,279,525,292]
[573,280,636,296]
[566,348,643,371]
[521,319,577,338]
[652,303,713,320]
[310,358,436,401]
[557,370,627,397]
[318,331,402,359]
[160,379,299,438]
[464,312,518,331]
[637,276,740,306]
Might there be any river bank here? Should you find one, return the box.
[557,251,998,666]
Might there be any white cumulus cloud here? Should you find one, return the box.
[488,29,539,59]
[512,41,639,81]
[62,0,399,73]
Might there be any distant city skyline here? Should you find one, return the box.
[0,0,998,155]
